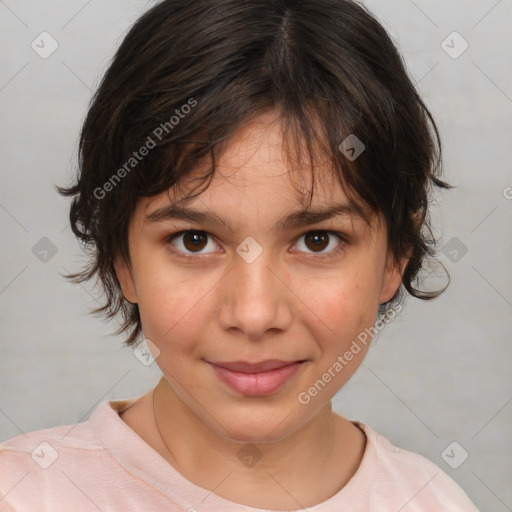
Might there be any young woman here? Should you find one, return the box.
[0,1,479,510]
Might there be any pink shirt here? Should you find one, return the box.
[0,397,479,511]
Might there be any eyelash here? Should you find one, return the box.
[164,230,349,260]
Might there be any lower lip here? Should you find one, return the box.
[209,362,304,396]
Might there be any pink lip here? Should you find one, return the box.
[207,360,305,396]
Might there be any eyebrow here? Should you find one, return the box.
[145,201,370,234]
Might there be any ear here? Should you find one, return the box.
[114,255,138,304]
[379,210,422,304]
[378,247,412,304]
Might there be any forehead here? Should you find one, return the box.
[137,110,378,229]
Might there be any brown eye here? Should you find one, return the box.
[168,230,219,256]
[293,230,346,257]
[182,231,208,252]
[304,231,330,252]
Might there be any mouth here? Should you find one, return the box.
[206,359,307,396]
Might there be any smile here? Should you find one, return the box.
[206,360,306,396]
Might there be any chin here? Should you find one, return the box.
[211,407,304,445]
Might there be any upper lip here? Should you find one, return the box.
[208,359,304,373]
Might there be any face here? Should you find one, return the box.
[115,110,406,443]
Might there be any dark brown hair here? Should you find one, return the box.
[56,0,451,347]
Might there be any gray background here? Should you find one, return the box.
[0,1,511,510]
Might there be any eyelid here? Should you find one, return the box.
[166,230,221,258]
[165,229,349,259]
[291,231,348,259]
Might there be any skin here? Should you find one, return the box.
[114,110,409,509]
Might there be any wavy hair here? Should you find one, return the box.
[56,0,451,347]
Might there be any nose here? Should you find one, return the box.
[217,247,293,340]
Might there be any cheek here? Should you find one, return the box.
[303,268,380,347]
[134,263,216,352]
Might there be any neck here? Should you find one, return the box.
[151,377,366,510]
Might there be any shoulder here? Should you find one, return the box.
[0,419,103,460]
[0,416,105,483]
[0,397,137,465]
[357,422,480,511]
[0,401,122,509]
